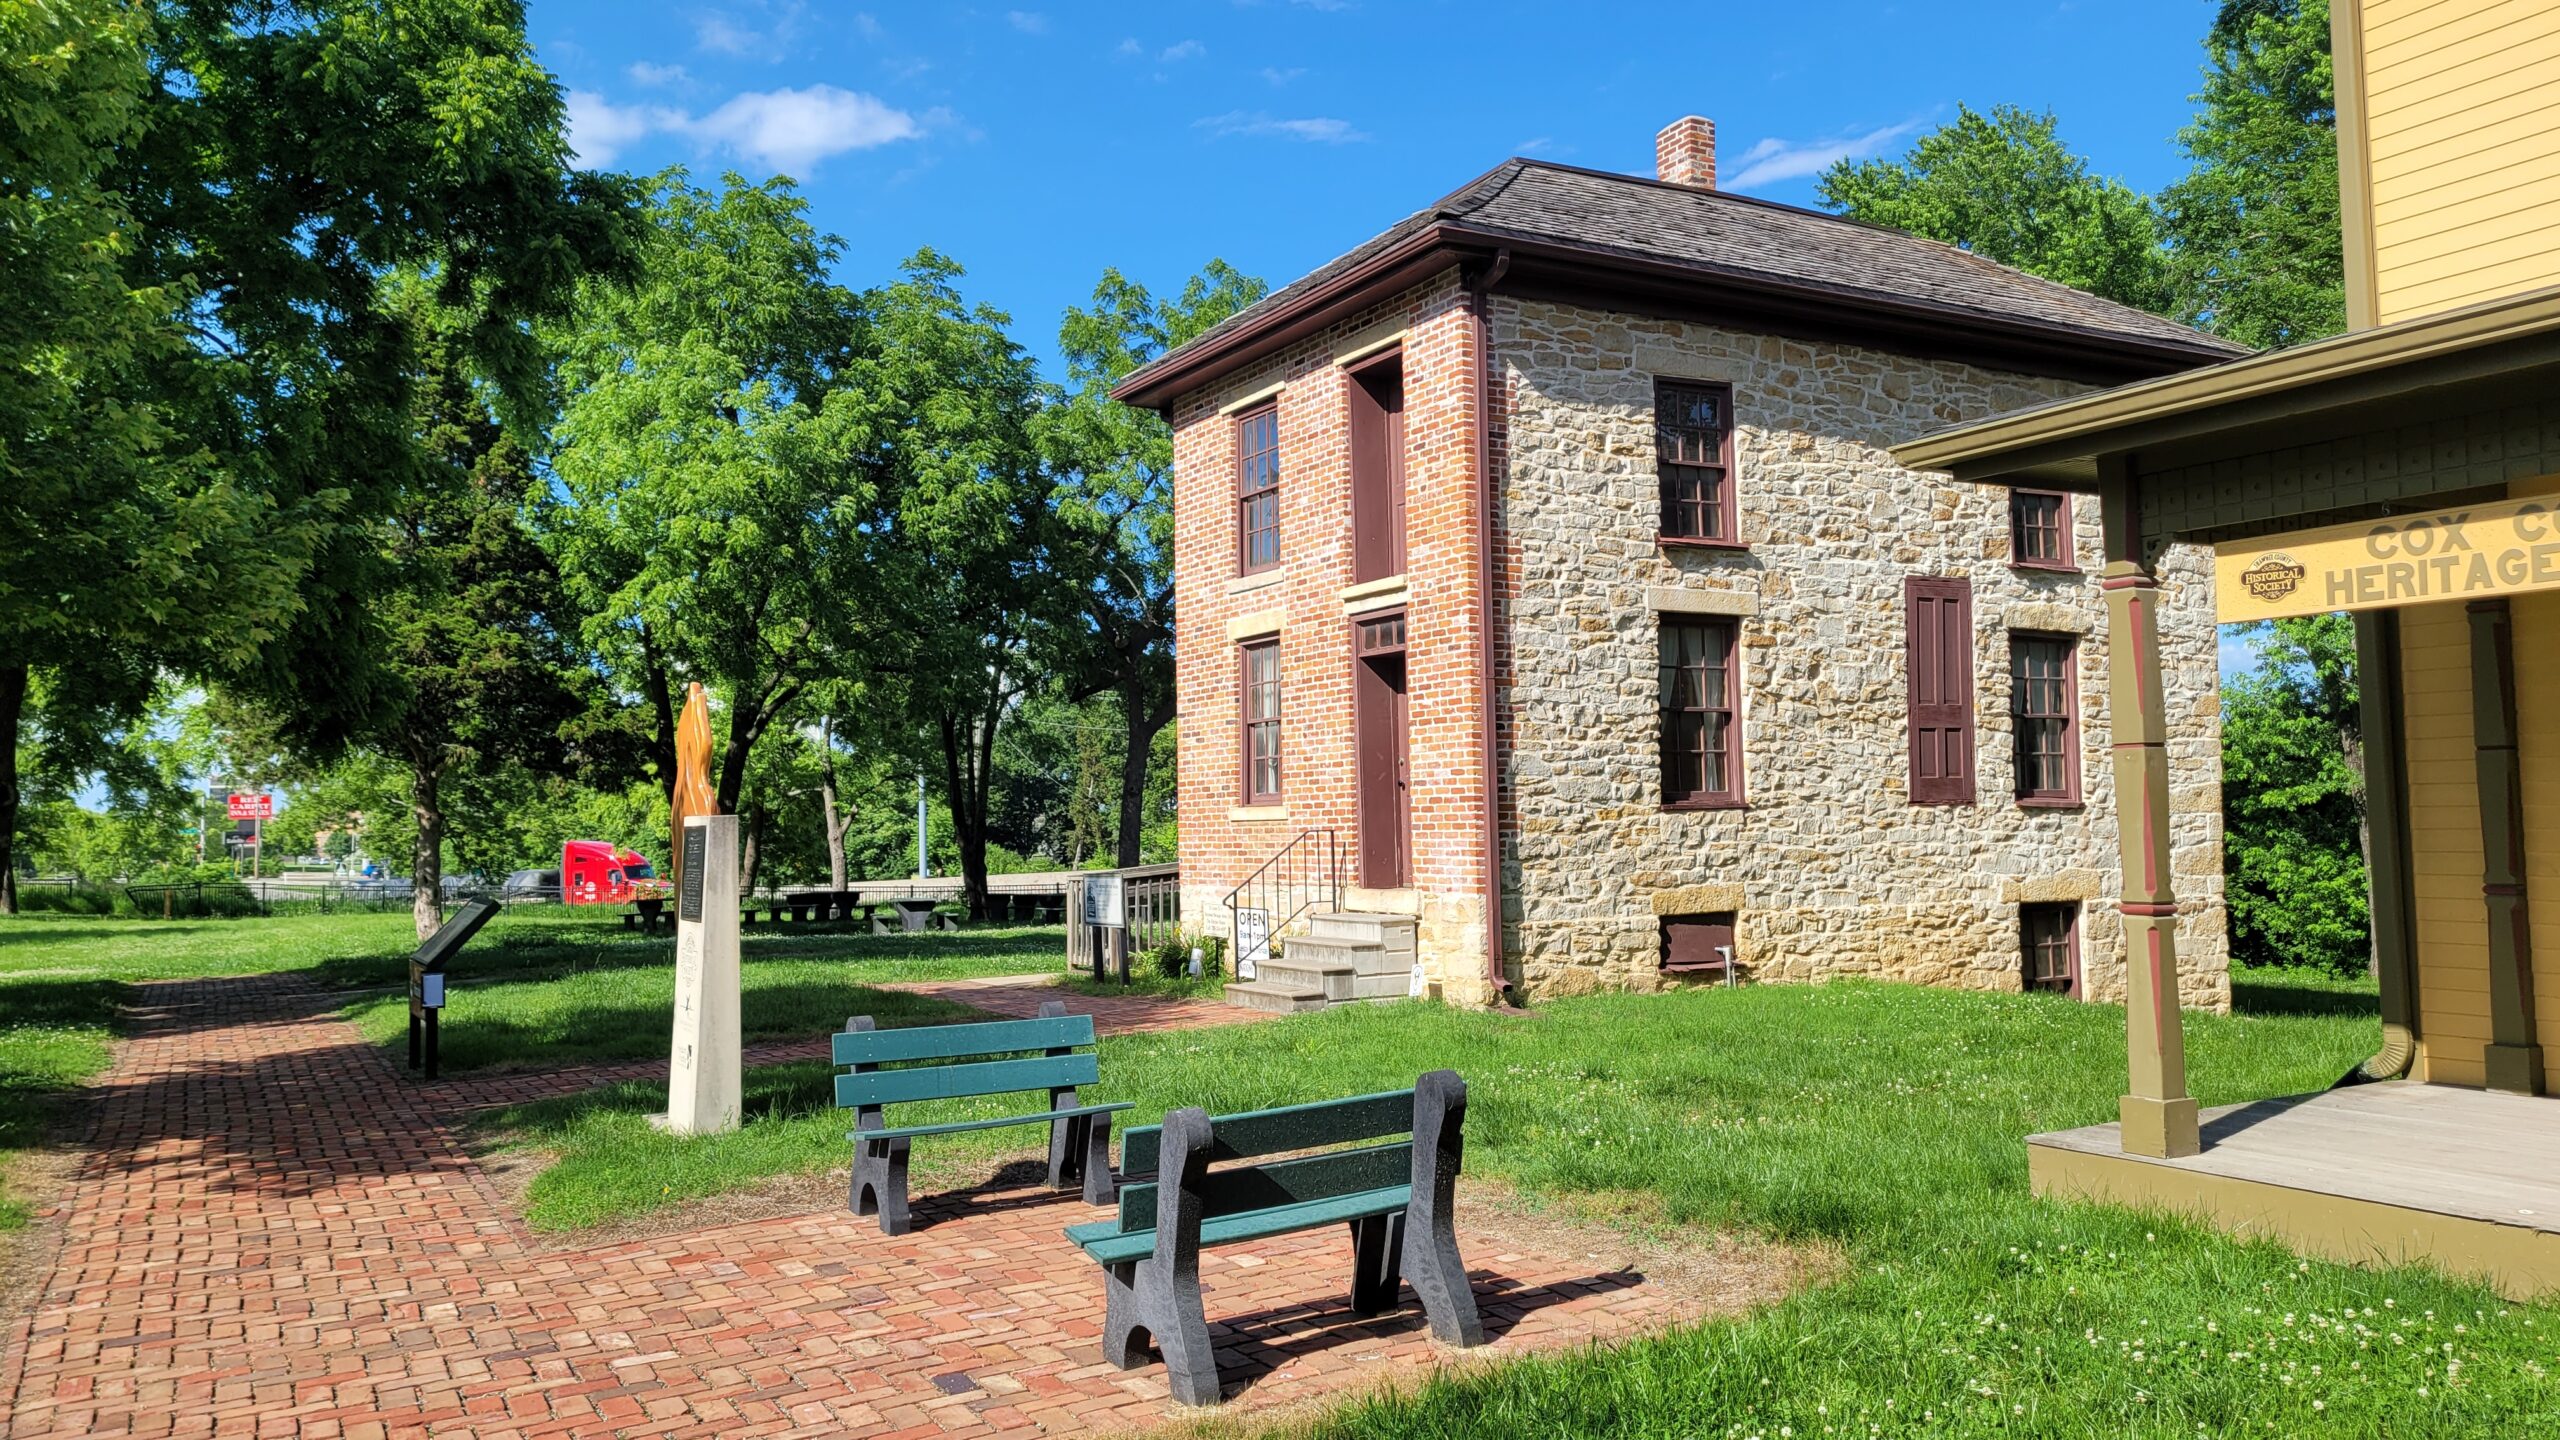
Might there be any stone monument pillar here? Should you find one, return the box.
[665,811,742,1134]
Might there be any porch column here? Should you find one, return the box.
[2352,609,2421,1080]
[2101,464,2198,1158]
[2469,599,2545,1095]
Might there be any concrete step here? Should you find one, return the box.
[1257,959,1354,1001]
[1350,969,1414,1001]
[1280,935,1397,977]
[1224,979,1329,1014]
[1309,911,1414,944]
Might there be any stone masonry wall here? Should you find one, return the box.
[1491,298,2230,1011]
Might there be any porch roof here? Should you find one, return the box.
[1893,286,2560,491]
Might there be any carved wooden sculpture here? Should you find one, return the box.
[669,682,718,894]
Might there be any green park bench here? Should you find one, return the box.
[836,1001,1131,1236]
[1064,1071,1482,1406]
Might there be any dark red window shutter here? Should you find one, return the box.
[1905,577,1975,805]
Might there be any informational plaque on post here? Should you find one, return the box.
[1082,873,1125,929]
[662,813,741,1135]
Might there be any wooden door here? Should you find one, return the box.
[1354,611,1411,889]
[1349,358,1406,583]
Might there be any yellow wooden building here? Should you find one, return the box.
[1894,0,2560,1297]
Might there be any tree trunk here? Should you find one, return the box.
[740,807,764,896]
[939,712,992,922]
[0,663,26,916]
[639,625,678,803]
[1115,680,1173,869]
[818,715,849,889]
[410,754,445,941]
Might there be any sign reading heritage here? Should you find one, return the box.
[2215,494,2560,622]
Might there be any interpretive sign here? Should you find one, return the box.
[407,898,498,1081]
[663,813,742,1136]
[2216,495,2560,621]
[1081,873,1125,928]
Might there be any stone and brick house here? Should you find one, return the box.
[1112,118,2247,1012]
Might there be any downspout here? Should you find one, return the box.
[1468,249,1517,1009]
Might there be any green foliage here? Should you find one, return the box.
[545,172,872,815]
[2222,615,2370,971]
[2161,0,2345,348]
[1039,263,1264,865]
[1818,104,2174,314]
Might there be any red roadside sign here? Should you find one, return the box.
[226,793,274,820]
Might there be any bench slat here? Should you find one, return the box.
[834,1052,1097,1109]
[854,1100,1132,1143]
[832,1014,1095,1067]
[1119,1089,1414,1176]
[1070,1185,1413,1266]
[1115,1141,1410,1232]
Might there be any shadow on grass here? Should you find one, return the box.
[384,982,987,1074]
[2231,971,2382,1019]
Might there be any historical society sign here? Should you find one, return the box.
[2214,494,2560,622]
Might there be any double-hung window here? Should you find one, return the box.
[2009,489,2074,570]
[2011,633,2080,805]
[1240,639,1282,803]
[1655,381,1738,545]
[1236,404,1281,573]
[1660,617,1742,807]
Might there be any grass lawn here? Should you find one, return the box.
[493,962,2557,1435]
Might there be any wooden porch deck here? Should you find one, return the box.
[2027,1082,2560,1299]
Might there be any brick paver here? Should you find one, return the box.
[3,973,1700,1438]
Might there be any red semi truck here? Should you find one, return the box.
[560,840,671,906]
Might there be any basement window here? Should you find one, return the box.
[1660,913,1737,977]
[2021,902,2080,997]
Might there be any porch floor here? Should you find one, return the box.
[2027,1081,2560,1299]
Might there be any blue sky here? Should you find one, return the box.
[535,1,2235,376]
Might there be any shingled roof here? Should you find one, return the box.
[1113,158,2249,410]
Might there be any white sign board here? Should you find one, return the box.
[1082,874,1125,928]
[1234,907,1271,982]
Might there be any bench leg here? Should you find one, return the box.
[1348,1213,1404,1316]
[850,1135,913,1236]
[1403,1072,1484,1347]
[1105,1256,1219,1406]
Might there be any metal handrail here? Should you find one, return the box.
[1220,829,1342,980]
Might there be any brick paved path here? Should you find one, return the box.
[2,974,1701,1438]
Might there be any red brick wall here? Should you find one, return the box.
[1170,269,1493,989]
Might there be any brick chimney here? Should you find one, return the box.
[1655,116,1716,190]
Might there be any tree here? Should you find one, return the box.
[545,172,871,817]
[1041,262,1265,864]
[116,1,638,760]
[2160,0,2344,348]
[2221,614,2370,972]
[0,0,302,909]
[856,254,1060,919]
[362,292,593,937]
[1818,104,2175,315]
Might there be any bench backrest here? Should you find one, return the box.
[832,1009,1097,1111]
[1107,1070,1465,1238]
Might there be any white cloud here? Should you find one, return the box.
[1259,65,1305,86]
[565,90,681,167]
[565,84,922,175]
[1723,120,1922,190]
[1007,10,1047,33]
[692,86,922,173]
[1159,39,1206,61]
[1115,37,1142,57]
[695,12,761,55]
[693,2,810,61]
[1196,110,1367,144]
[627,61,691,87]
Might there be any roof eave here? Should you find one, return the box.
[1115,219,2245,413]
[1892,285,2560,484]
